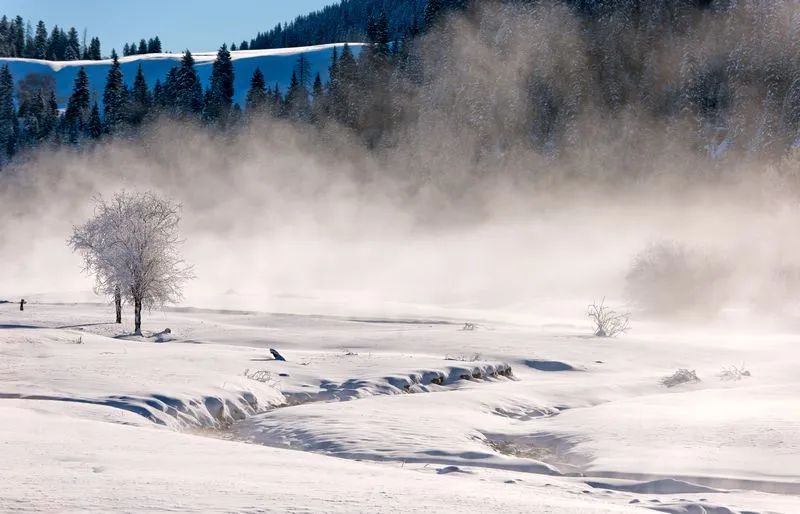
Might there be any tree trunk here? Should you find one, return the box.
[134,297,142,335]
[114,287,122,324]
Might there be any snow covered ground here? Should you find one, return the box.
[0,43,364,109]
[1,299,798,512]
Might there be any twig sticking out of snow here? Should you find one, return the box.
[660,368,700,388]
[587,298,630,337]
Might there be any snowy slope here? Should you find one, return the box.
[0,43,364,108]
[1,301,799,513]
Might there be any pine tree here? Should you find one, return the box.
[295,54,311,90]
[65,27,80,60]
[423,0,444,29]
[286,59,311,120]
[47,25,66,60]
[33,21,48,59]
[138,39,147,55]
[0,17,13,57]
[88,101,103,139]
[332,43,359,128]
[152,79,164,108]
[88,37,101,60]
[147,37,162,53]
[128,64,151,125]
[245,67,268,113]
[23,21,35,58]
[64,67,91,142]
[21,89,44,144]
[123,43,131,57]
[311,72,326,122]
[174,50,203,115]
[103,50,128,132]
[0,64,18,163]
[204,44,235,123]
[44,90,59,138]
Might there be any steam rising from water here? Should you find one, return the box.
[2,3,800,324]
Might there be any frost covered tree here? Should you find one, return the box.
[69,191,194,335]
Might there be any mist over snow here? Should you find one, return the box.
[2,3,800,513]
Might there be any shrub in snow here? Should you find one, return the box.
[626,241,730,316]
[243,369,277,385]
[461,322,476,331]
[719,365,751,381]
[587,298,630,337]
[69,191,194,335]
[445,352,482,362]
[660,368,700,388]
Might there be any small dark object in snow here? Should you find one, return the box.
[504,480,515,484]
[162,328,171,334]
[20,299,26,311]
[270,348,286,361]
[278,373,290,377]
[437,466,467,475]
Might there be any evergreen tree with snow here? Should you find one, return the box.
[146,36,163,54]
[44,90,59,138]
[331,43,359,128]
[33,21,48,59]
[245,67,268,113]
[47,25,66,60]
[285,58,311,120]
[88,101,103,139]
[311,72,326,122]
[204,44,235,123]
[0,64,18,164]
[137,39,147,55]
[63,66,91,142]
[423,0,445,29]
[152,79,164,109]
[103,50,128,133]
[174,50,203,116]
[88,37,101,60]
[65,27,81,60]
[128,64,151,125]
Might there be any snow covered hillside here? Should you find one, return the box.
[1,300,798,513]
[0,43,364,108]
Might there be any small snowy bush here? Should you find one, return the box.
[660,368,700,387]
[719,365,751,381]
[626,241,730,316]
[243,369,277,385]
[587,298,630,337]
[445,352,482,362]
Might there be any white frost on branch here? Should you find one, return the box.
[69,191,194,334]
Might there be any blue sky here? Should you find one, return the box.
[2,0,336,55]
